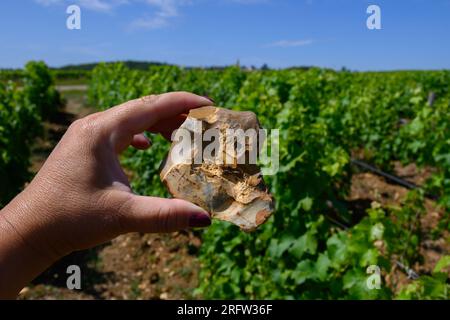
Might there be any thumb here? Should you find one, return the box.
[117,194,211,233]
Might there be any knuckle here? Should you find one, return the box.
[68,114,105,139]
[68,118,83,132]
[156,203,184,233]
[111,193,134,233]
[155,205,171,233]
[139,94,159,105]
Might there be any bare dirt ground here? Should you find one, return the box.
[20,89,449,299]
[55,85,88,92]
[19,231,202,300]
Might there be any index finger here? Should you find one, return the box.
[104,92,213,137]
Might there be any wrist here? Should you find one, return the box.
[0,191,62,298]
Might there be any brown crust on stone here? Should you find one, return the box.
[256,209,271,226]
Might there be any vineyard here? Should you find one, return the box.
[1,62,449,299]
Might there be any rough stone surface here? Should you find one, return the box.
[160,106,274,232]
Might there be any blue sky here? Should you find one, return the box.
[0,0,449,70]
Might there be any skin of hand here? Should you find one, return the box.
[0,92,213,299]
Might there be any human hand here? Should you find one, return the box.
[0,92,213,298]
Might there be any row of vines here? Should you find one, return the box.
[0,61,61,206]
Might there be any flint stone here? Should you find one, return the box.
[160,106,274,232]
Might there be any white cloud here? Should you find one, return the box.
[77,0,117,12]
[145,0,179,17]
[130,0,183,30]
[34,0,128,12]
[228,0,269,3]
[35,0,187,28]
[35,0,63,5]
[61,44,108,58]
[130,15,169,29]
[266,39,313,48]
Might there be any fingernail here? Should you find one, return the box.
[202,95,215,104]
[189,212,211,228]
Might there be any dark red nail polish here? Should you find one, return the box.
[189,212,211,228]
[202,95,215,104]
